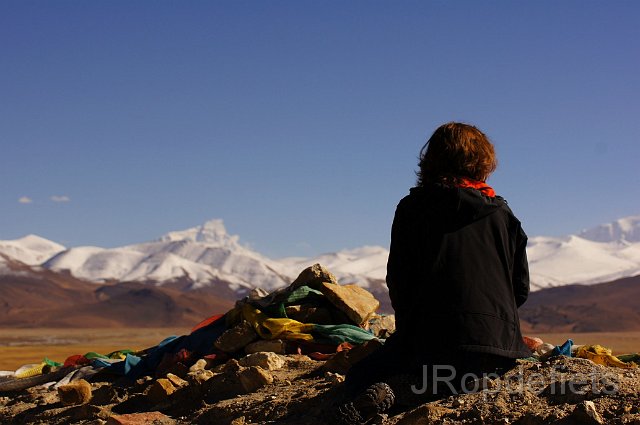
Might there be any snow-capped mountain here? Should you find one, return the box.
[527,215,640,290]
[0,235,65,266]
[1,215,639,294]
[288,215,640,291]
[577,215,640,243]
[42,220,291,293]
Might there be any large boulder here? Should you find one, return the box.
[320,282,380,325]
[290,264,338,289]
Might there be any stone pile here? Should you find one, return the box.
[211,263,394,356]
[0,264,401,424]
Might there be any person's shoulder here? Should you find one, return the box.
[493,198,517,221]
[493,194,512,212]
[406,183,452,198]
[394,191,416,215]
[399,185,443,206]
[398,186,423,203]
[493,197,527,236]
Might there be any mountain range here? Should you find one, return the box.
[527,215,640,290]
[2,215,640,291]
[1,215,639,330]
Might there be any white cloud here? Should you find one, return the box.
[50,195,71,203]
[18,196,33,204]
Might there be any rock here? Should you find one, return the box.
[213,358,242,373]
[57,379,92,406]
[319,282,380,325]
[245,339,287,355]
[522,336,544,351]
[214,321,258,353]
[106,411,176,425]
[395,404,455,425]
[187,369,215,385]
[238,352,286,371]
[203,371,245,401]
[91,385,126,405]
[189,358,208,372]
[290,263,338,289]
[145,379,177,403]
[535,343,556,359]
[135,376,152,386]
[324,371,345,384]
[570,401,604,424]
[366,314,396,338]
[238,366,274,393]
[166,373,189,388]
[285,305,334,324]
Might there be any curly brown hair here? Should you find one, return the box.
[416,122,497,186]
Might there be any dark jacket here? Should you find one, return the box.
[386,183,531,358]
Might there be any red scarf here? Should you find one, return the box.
[457,178,496,198]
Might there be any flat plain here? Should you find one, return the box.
[0,327,189,371]
[535,331,640,355]
[1,328,639,372]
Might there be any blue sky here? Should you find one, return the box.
[1,1,639,258]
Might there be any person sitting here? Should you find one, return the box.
[337,122,532,424]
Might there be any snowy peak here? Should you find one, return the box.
[578,215,640,243]
[159,219,240,247]
[2,214,640,295]
[0,234,66,266]
[527,215,640,290]
[40,219,290,293]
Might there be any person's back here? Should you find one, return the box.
[387,182,530,358]
[336,122,531,425]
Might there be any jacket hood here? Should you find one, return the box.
[407,183,507,230]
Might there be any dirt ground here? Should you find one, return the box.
[1,353,639,424]
[1,329,639,424]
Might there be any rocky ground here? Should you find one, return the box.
[1,352,639,425]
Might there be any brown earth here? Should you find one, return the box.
[1,352,638,424]
[519,275,640,333]
[2,256,640,334]
[0,261,235,328]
